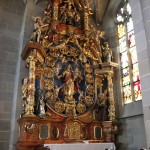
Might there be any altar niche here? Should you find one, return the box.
[15,0,118,149]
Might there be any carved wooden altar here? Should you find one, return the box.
[15,0,118,149]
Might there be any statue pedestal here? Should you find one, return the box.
[102,121,118,143]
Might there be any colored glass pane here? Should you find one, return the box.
[123,85,132,104]
[134,81,142,101]
[127,18,133,32]
[117,14,124,23]
[128,31,135,48]
[122,67,130,78]
[126,3,132,15]
[132,63,140,82]
[117,1,142,104]
[122,74,130,86]
[119,36,127,53]
[120,51,129,69]
[118,24,125,38]
[130,46,138,64]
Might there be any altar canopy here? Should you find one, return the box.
[15,0,118,149]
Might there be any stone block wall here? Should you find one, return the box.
[0,1,46,149]
[0,1,25,149]
[129,0,150,149]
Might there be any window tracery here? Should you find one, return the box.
[116,0,142,104]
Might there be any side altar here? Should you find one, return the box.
[15,0,118,149]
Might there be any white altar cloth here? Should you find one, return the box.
[44,143,116,150]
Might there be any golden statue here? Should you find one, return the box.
[61,64,74,100]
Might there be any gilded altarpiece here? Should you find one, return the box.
[15,0,118,149]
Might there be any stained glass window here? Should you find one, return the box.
[116,0,142,104]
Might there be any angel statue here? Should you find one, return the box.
[31,16,48,43]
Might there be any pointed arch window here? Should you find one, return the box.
[116,0,142,104]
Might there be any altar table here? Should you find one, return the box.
[44,143,116,150]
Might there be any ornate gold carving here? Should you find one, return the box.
[43,79,53,90]
[87,84,94,95]
[25,123,38,135]
[44,67,53,78]
[60,47,68,55]
[45,91,53,99]
[54,101,65,113]
[79,53,87,63]
[86,74,94,84]
[65,102,76,116]
[77,103,86,114]
[66,122,80,140]
[69,46,79,57]
[107,74,116,121]
[84,96,94,106]
[47,94,57,103]
[45,56,55,67]
[50,49,60,57]
[22,78,28,100]
[85,63,93,73]
[23,50,37,117]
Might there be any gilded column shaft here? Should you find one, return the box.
[53,0,59,20]
[107,74,115,121]
[84,12,89,30]
[24,52,36,117]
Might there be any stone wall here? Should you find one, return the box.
[0,1,46,150]
[0,1,25,149]
[9,1,46,150]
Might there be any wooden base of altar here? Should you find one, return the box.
[14,117,118,150]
